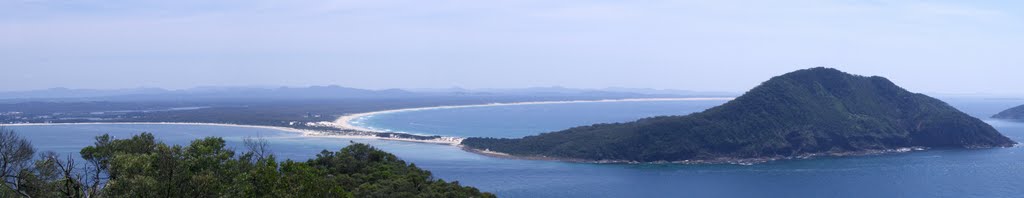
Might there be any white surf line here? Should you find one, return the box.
[333,97,735,134]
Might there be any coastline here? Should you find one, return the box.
[1,97,736,150]
[5,97,764,162]
[4,121,1000,165]
[333,97,734,133]
[460,146,933,165]
[1,98,735,147]
[0,122,464,145]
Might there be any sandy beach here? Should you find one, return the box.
[333,97,734,133]
[2,97,733,146]
[0,122,466,145]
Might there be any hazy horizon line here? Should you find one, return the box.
[0,85,737,93]
[2,85,1023,98]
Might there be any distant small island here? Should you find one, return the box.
[462,68,1017,164]
[993,104,1024,121]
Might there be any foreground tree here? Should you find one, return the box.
[0,127,36,197]
[1,128,105,198]
[2,130,494,198]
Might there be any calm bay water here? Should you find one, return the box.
[352,100,730,138]
[7,98,1024,197]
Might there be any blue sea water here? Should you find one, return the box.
[6,98,1024,198]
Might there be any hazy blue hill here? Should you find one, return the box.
[993,105,1024,121]
[599,87,736,96]
[173,85,417,99]
[462,68,1016,162]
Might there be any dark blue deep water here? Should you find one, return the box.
[6,97,1024,198]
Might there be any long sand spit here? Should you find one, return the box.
[1,98,735,147]
[334,97,734,133]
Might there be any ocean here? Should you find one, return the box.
[7,97,1024,197]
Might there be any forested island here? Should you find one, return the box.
[0,129,493,198]
[462,68,1016,163]
[993,104,1024,121]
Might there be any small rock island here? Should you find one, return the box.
[993,105,1024,121]
[462,68,1017,163]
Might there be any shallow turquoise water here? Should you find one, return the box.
[7,98,1024,197]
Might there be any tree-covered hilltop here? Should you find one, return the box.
[993,104,1024,121]
[0,129,494,198]
[462,68,1016,162]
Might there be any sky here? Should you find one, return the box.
[1,0,1022,95]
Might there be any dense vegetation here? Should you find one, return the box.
[992,104,1024,121]
[463,68,1016,162]
[0,129,494,197]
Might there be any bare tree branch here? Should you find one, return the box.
[243,135,271,161]
[0,127,35,198]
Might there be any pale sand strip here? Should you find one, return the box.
[0,122,463,145]
[333,97,735,133]
[0,97,734,146]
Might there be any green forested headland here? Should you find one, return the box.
[463,68,1015,162]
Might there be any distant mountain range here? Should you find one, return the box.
[0,86,736,102]
[462,68,1016,163]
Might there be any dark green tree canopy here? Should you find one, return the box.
[4,132,495,198]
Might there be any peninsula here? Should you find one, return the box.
[461,68,1017,163]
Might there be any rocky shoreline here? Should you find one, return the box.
[461,146,942,165]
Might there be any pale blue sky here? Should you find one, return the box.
[1,0,1022,95]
